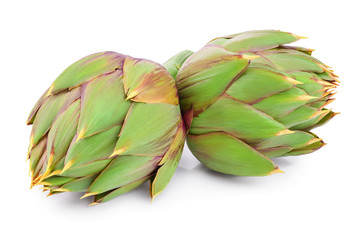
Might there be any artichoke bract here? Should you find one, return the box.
[165,30,338,176]
[27,52,185,204]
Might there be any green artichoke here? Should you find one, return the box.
[27,52,185,204]
[165,30,338,176]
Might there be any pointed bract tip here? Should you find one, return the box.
[292,33,308,39]
[321,99,335,108]
[36,181,51,186]
[285,76,303,85]
[150,191,160,203]
[46,192,54,197]
[89,202,99,207]
[307,138,323,145]
[318,80,337,87]
[38,166,52,182]
[27,135,34,158]
[325,64,333,69]
[32,175,42,185]
[270,168,285,175]
[110,147,127,158]
[47,170,62,178]
[76,128,86,143]
[310,109,331,118]
[322,86,335,92]
[45,84,55,97]
[47,152,54,168]
[53,188,70,192]
[61,160,74,174]
[26,151,31,161]
[80,192,98,199]
[276,129,295,136]
[125,89,140,100]
[319,63,332,72]
[241,54,259,60]
[297,95,318,101]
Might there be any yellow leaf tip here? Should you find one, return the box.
[76,128,86,142]
[285,76,303,85]
[53,188,70,192]
[276,129,295,136]
[61,160,74,174]
[126,89,140,100]
[241,53,259,60]
[310,109,331,118]
[270,168,285,175]
[36,181,51,186]
[45,84,55,97]
[110,147,127,158]
[297,95,318,101]
[307,138,323,145]
[292,33,308,39]
[46,192,54,197]
[80,192,98,199]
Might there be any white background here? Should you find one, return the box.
[1,0,359,239]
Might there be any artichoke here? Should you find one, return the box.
[27,52,185,204]
[165,30,338,176]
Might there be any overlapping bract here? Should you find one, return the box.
[27,52,185,204]
[27,30,339,204]
[166,30,338,176]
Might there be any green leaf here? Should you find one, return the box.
[176,45,250,112]
[64,125,121,170]
[291,72,324,95]
[284,140,325,156]
[46,99,80,167]
[278,46,314,55]
[33,153,47,178]
[258,146,293,158]
[112,102,180,157]
[278,105,318,128]
[253,88,317,119]
[163,50,193,79]
[44,176,75,187]
[226,66,294,103]
[52,52,125,93]
[187,132,279,176]
[77,71,130,139]
[263,51,324,73]
[256,130,320,150]
[151,122,186,198]
[291,109,335,130]
[219,30,300,52]
[93,176,150,204]
[305,111,337,130]
[88,155,157,194]
[29,136,47,173]
[61,159,112,178]
[27,87,51,125]
[61,175,97,192]
[189,96,287,142]
[31,87,80,146]
[122,57,179,105]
